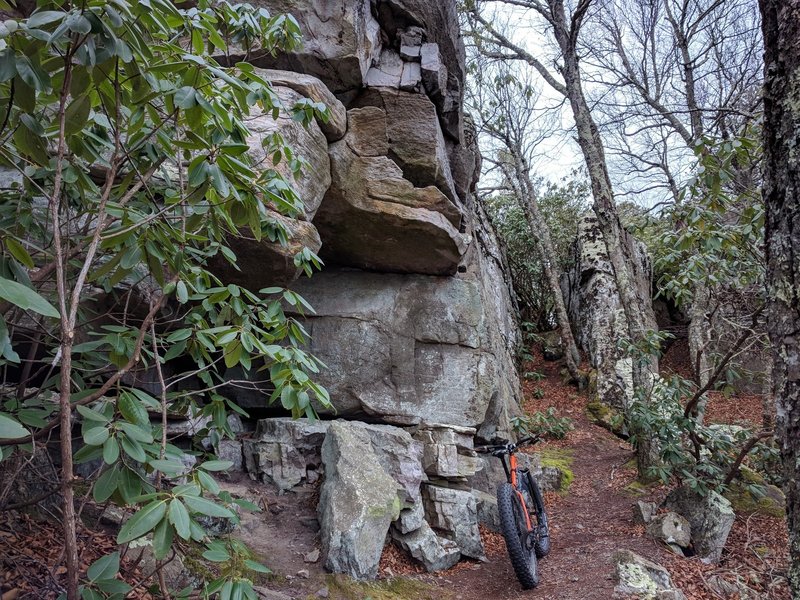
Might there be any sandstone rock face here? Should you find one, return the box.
[241,1,381,94]
[243,86,331,220]
[206,0,524,578]
[313,137,467,275]
[290,271,500,429]
[563,214,657,409]
[256,69,347,141]
[351,89,459,203]
[210,212,322,288]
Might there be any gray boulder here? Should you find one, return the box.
[243,418,330,490]
[633,500,658,525]
[413,425,477,478]
[318,421,404,579]
[289,271,501,429]
[422,484,484,560]
[348,421,426,510]
[663,485,735,563]
[391,521,460,572]
[613,550,686,600]
[646,512,691,549]
[706,574,758,599]
[472,489,501,532]
[215,439,244,473]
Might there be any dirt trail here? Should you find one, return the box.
[422,356,667,600]
[232,348,790,600]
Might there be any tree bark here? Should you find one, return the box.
[759,0,800,594]
[549,0,660,474]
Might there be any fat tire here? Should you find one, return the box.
[526,477,550,558]
[497,482,539,589]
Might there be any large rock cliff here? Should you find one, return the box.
[215,0,523,441]
[215,0,524,579]
[562,214,657,410]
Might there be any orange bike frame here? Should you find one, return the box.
[509,454,533,531]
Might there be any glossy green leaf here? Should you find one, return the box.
[117,500,167,543]
[168,499,191,540]
[0,276,59,318]
[183,495,235,519]
[102,436,120,464]
[119,433,147,462]
[152,517,174,560]
[200,460,233,472]
[0,413,29,439]
[94,466,119,502]
[84,425,110,446]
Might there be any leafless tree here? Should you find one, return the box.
[467,56,584,381]
[465,0,661,473]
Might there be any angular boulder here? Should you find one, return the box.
[633,500,658,525]
[613,550,686,600]
[230,0,381,94]
[422,484,484,559]
[391,521,460,572]
[318,421,404,579]
[646,512,691,550]
[413,425,478,478]
[314,129,466,276]
[243,418,330,490]
[663,485,735,564]
[351,88,459,203]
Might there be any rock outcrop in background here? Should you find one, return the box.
[208,0,527,580]
[562,214,657,410]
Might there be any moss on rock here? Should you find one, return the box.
[539,448,574,493]
[725,483,785,518]
[325,574,450,600]
[586,401,627,438]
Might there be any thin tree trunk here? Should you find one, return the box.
[519,191,583,381]
[759,0,800,594]
[550,1,660,474]
[503,146,583,381]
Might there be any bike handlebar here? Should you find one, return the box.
[474,435,541,455]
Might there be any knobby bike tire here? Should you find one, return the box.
[497,481,539,589]
[524,475,550,558]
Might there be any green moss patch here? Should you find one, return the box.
[324,575,450,600]
[725,483,785,518]
[539,448,575,494]
[585,401,626,437]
